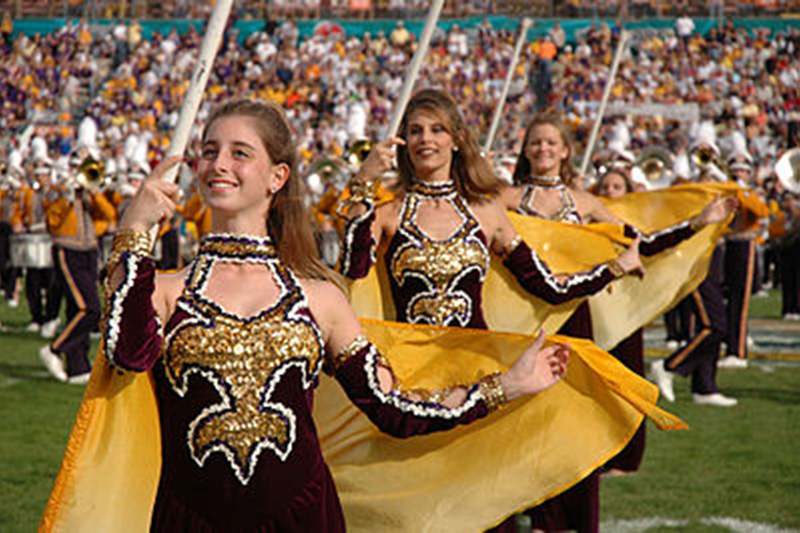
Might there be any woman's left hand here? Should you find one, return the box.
[500,329,569,401]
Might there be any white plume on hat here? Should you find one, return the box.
[31,136,53,165]
[607,120,635,164]
[127,135,151,180]
[77,116,101,160]
[689,120,719,155]
[726,130,753,165]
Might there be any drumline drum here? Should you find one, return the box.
[10,233,54,269]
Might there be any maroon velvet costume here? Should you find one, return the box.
[103,234,493,532]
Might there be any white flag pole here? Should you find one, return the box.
[148,0,234,246]
[384,0,445,139]
[483,17,532,155]
[578,30,629,179]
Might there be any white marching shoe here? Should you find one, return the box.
[40,318,59,339]
[692,392,738,407]
[66,372,91,385]
[39,345,67,382]
[717,355,748,369]
[649,359,675,402]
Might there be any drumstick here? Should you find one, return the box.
[148,0,234,247]
[578,30,629,180]
[384,0,445,139]
[482,17,532,155]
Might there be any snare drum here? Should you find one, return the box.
[10,233,54,269]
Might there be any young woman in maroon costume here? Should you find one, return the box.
[499,112,736,533]
[101,99,571,532]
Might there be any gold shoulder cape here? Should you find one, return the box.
[40,323,685,533]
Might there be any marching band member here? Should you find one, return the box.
[650,125,740,407]
[21,140,60,334]
[718,135,768,369]
[0,151,24,308]
[38,146,116,384]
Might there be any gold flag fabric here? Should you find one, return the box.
[40,321,685,533]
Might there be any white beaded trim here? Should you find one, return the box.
[363,344,483,419]
[340,198,376,276]
[104,253,157,369]
[529,247,610,295]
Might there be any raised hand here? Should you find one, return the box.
[119,156,183,232]
[354,137,405,182]
[694,195,739,227]
[500,329,570,401]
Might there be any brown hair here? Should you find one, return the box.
[395,88,501,203]
[512,111,579,187]
[203,99,345,291]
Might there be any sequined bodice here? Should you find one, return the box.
[517,183,582,224]
[385,182,490,328]
[159,235,325,486]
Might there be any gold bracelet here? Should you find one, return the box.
[606,259,625,279]
[112,228,154,257]
[348,178,380,205]
[326,335,371,374]
[478,372,508,412]
[689,215,705,232]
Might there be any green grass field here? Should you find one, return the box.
[1,291,798,532]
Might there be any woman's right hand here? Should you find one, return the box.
[614,236,644,278]
[500,329,569,401]
[119,156,183,232]
[354,137,405,182]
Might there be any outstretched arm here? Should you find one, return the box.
[624,195,738,256]
[306,280,568,438]
[480,201,643,305]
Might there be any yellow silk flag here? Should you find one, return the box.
[40,322,685,533]
[317,320,685,532]
[589,182,739,349]
[351,182,738,347]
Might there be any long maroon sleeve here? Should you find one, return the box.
[338,202,376,279]
[503,240,616,305]
[102,253,163,372]
[327,340,490,438]
[624,221,696,256]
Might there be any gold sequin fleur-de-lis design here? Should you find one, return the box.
[165,305,323,485]
[392,235,487,326]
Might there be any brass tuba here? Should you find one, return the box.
[635,145,674,189]
[75,156,107,192]
[775,148,800,195]
[346,139,374,168]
